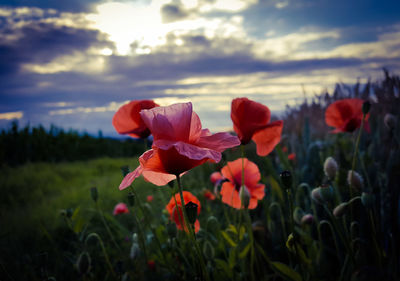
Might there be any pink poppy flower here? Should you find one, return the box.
[119,102,240,188]
[231,97,283,156]
[146,195,154,202]
[325,98,370,133]
[112,100,159,138]
[113,203,129,215]
[220,158,265,209]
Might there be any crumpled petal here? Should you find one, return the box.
[141,102,193,141]
[196,132,241,152]
[325,99,368,133]
[154,140,221,162]
[252,120,283,156]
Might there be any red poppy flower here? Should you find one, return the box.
[220,158,265,209]
[112,100,159,138]
[203,190,216,200]
[119,102,240,189]
[288,153,296,161]
[146,195,154,202]
[325,98,370,133]
[166,191,201,233]
[113,203,129,215]
[231,97,283,156]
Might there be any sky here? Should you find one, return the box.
[0,0,399,137]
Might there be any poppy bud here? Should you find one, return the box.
[130,243,140,260]
[362,101,371,115]
[280,170,292,190]
[293,207,305,225]
[333,202,349,217]
[203,240,215,259]
[166,222,177,238]
[311,188,323,204]
[127,192,135,207]
[323,157,338,180]
[185,201,198,225]
[90,187,98,202]
[76,251,91,275]
[301,214,314,225]
[347,170,364,191]
[239,185,251,209]
[361,192,375,209]
[206,216,219,233]
[384,113,396,130]
[319,185,334,202]
[120,165,130,177]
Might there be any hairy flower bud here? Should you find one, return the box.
[347,170,364,191]
[239,185,251,209]
[384,113,396,130]
[301,214,314,225]
[323,157,338,180]
[333,202,349,217]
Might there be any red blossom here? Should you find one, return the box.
[112,100,159,138]
[113,203,129,215]
[325,98,370,133]
[119,102,240,189]
[203,190,216,200]
[146,195,154,202]
[288,153,296,161]
[231,97,283,156]
[166,191,201,233]
[220,158,265,209]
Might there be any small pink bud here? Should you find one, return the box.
[301,214,314,225]
[347,170,364,191]
[324,157,338,180]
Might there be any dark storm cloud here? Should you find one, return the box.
[161,3,189,23]
[1,0,102,12]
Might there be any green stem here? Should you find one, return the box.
[95,202,121,252]
[176,175,210,281]
[85,233,116,276]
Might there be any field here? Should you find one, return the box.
[1,72,400,281]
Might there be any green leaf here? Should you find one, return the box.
[268,176,284,202]
[239,226,246,240]
[221,230,237,247]
[71,206,81,221]
[215,259,233,278]
[228,248,236,269]
[271,261,302,281]
[227,224,237,234]
[239,243,251,259]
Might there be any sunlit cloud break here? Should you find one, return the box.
[49,101,126,115]
[0,111,23,120]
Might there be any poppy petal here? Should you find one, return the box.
[119,167,143,190]
[252,120,283,156]
[154,140,221,162]
[196,132,241,152]
[220,182,242,209]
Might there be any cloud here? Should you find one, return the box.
[0,111,23,120]
[161,3,189,23]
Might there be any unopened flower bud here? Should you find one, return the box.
[347,170,364,191]
[384,113,396,130]
[301,214,314,225]
[361,192,375,208]
[311,188,323,204]
[130,243,140,260]
[120,165,130,177]
[280,170,292,189]
[239,185,251,209]
[206,216,219,233]
[333,202,349,217]
[185,201,198,225]
[323,157,338,180]
[311,186,333,204]
[362,101,371,115]
[90,187,98,202]
[127,192,135,207]
[76,251,91,275]
[203,240,215,259]
[293,207,304,225]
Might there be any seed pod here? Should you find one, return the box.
[185,201,198,225]
[323,157,338,180]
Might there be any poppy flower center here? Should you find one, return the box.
[343,118,361,132]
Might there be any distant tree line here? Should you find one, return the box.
[0,123,146,166]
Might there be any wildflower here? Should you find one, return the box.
[210,171,224,185]
[203,189,216,200]
[325,98,370,133]
[288,153,296,161]
[119,102,240,189]
[323,157,338,180]
[231,97,283,156]
[113,203,129,215]
[347,170,364,191]
[146,195,154,202]
[112,100,159,138]
[165,191,201,233]
[220,158,265,209]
